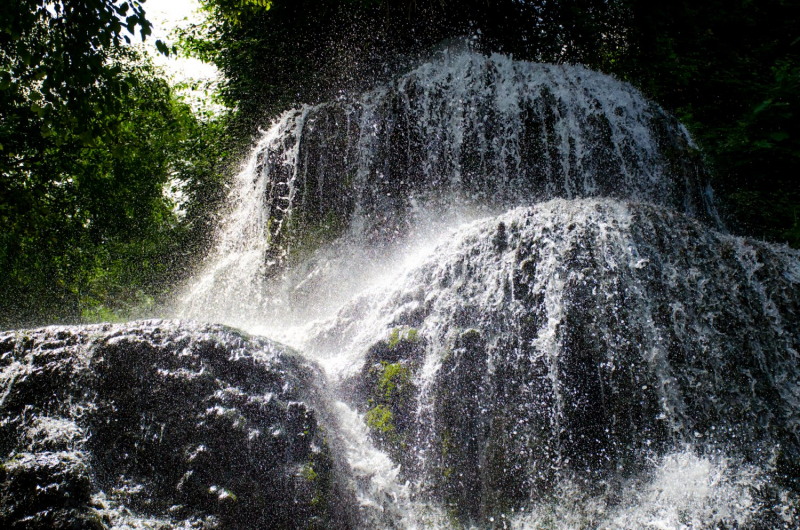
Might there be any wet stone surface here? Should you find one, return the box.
[0,320,357,530]
[317,199,800,528]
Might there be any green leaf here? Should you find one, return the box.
[155,39,170,56]
[770,132,790,142]
[754,99,773,115]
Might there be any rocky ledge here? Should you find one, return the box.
[0,320,356,530]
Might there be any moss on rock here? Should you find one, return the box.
[357,328,425,467]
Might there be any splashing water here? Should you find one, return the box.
[178,50,716,331]
[174,50,799,529]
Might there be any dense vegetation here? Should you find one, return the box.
[1,0,798,326]
[0,1,231,327]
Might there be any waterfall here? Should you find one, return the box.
[4,49,791,530]
[170,49,800,530]
[179,50,717,331]
[306,198,800,528]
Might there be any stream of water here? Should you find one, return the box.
[174,50,800,529]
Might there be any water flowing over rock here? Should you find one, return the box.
[180,50,717,325]
[309,198,800,528]
[4,50,800,530]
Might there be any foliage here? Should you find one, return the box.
[0,0,162,151]
[179,0,627,137]
[612,0,800,245]
[0,2,231,327]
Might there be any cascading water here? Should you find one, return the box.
[3,49,796,530]
[179,50,717,330]
[309,199,800,528]
[171,49,800,530]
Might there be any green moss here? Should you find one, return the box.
[365,404,395,434]
[387,327,419,349]
[301,463,319,482]
[303,439,335,525]
[439,430,455,480]
[362,331,424,465]
[387,328,401,348]
[441,430,453,455]
[378,362,412,401]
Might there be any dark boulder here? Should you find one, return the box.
[316,199,800,528]
[0,320,357,530]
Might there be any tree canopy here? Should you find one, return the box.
[0,1,230,327]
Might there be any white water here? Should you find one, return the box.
[174,50,800,529]
[178,50,716,333]
[511,450,766,530]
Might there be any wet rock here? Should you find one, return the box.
[433,329,490,520]
[351,328,424,470]
[182,51,718,323]
[319,198,800,528]
[0,450,104,530]
[0,320,357,530]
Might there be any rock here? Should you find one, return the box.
[181,51,718,324]
[0,450,104,530]
[350,328,424,469]
[0,320,357,530]
[313,198,800,528]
